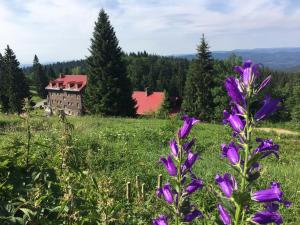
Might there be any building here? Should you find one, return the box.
[132,89,165,115]
[45,74,87,116]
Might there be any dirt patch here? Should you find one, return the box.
[256,128,300,136]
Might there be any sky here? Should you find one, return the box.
[0,0,300,64]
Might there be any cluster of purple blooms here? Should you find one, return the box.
[153,60,290,225]
[217,60,290,225]
[153,116,203,225]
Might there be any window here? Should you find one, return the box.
[77,103,80,108]
[77,95,80,99]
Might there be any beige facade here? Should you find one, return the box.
[47,90,83,116]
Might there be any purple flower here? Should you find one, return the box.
[256,75,272,93]
[183,138,195,152]
[182,151,199,172]
[178,115,199,139]
[252,210,283,225]
[254,138,279,159]
[215,173,237,198]
[169,139,178,157]
[156,187,163,198]
[185,178,203,194]
[218,204,231,225]
[234,60,260,88]
[225,77,245,105]
[160,155,177,176]
[162,183,174,203]
[153,215,168,225]
[254,95,282,121]
[221,142,240,165]
[251,182,283,203]
[183,209,203,222]
[223,110,245,133]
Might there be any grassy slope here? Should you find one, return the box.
[0,114,299,223]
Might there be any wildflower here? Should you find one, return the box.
[256,75,272,93]
[225,77,245,105]
[153,215,168,225]
[182,151,199,172]
[160,156,177,176]
[184,178,203,194]
[251,182,283,203]
[169,139,178,157]
[178,115,199,139]
[252,210,282,225]
[254,95,282,121]
[215,173,237,198]
[234,59,260,88]
[218,204,231,225]
[183,209,203,222]
[221,142,240,165]
[162,183,174,204]
[223,110,245,133]
[254,138,279,159]
[183,138,195,152]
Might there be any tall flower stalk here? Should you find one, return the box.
[216,60,290,225]
[154,116,203,225]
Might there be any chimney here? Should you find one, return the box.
[59,73,65,79]
[145,87,152,96]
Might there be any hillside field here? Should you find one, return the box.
[0,114,299,224]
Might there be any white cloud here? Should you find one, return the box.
[0,0,299,64]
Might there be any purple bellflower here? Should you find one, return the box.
[182,151,199,172]
[169,139,178,157]
[221,142,240,165]
[218,204,231,225]
[223,110,245,133]
[184,178,203,195]
[225,77,245,105]
[234,59,260,88]
[254,95,282,121]
[254,138,279,159]
[183,138,195,152]
[251,182,283,203]
[252,210,283,225]
[153,215,169,225]
[160,155,177,176]
[183,209,203,222]
[256,75,272,94]
[215,173,237,198]
[178,115,199,139]
[162,183,174,204]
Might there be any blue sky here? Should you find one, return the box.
[0,0,300,64]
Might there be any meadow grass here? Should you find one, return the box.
[0,114,299,224]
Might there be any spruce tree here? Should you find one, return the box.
[32,55,48,98]
[0,52,7,112]
[46,66,56,80]
[3,45,30,113]
[182,34,214,120]
[84,9,136,116]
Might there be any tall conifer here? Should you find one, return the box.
[32,55,48,98]
[3,45,29,113]
[182,34,214,120]
[84,9,136,116]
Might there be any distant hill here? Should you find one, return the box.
[175,47,300,71]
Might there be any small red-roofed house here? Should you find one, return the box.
[132,89,165,115]
[45,74,87,116]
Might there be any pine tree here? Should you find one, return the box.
[3,45,30,113]
[46,66,56,80]
[84,9,136,116]
[181,34,214,120]
[0,52,8,112]
[32,55,48,98]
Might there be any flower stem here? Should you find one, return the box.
[175,138,183,225]
[235,99,251,225]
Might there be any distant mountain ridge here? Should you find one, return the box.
[174,47,300,71]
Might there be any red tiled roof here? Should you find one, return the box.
[132,91,165,115]
[46,75,87,92]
